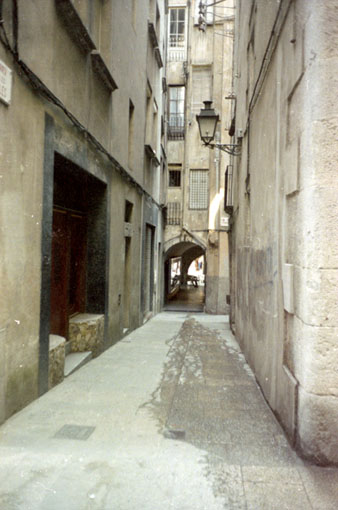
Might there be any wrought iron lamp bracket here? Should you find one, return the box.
[203,141,241,156]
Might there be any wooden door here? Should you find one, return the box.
[50,208,87,338]
[50,209,69,337]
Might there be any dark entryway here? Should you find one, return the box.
[50,153,108,339]
[143,224,155,315]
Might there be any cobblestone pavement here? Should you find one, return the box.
[0,313,337,509]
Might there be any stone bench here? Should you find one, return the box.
[69,313,104,358]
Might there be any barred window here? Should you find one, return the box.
[189,170,209,210]
[169,170,181,187]
[167,202,181,225]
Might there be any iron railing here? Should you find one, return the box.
[168,115,185,140]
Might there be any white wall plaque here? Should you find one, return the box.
[0,60,13,106]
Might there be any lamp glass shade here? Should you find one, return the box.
[196,101,219,144]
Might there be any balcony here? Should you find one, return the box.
[168,35,186,62]
[55,0,96,54]
[168,115,185,141]
[90,51,118,92]
[148,21,159,48]
[154,47,163,68]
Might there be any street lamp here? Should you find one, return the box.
[196,101,241,156]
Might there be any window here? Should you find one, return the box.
[169,8,185,48]
[125,200,133,222]
[167,202,181,225]
[128,100,135,169]
[169,169,181,187]
[189,170,209,209]
[168,86,185,140]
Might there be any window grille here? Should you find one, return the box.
[167,202,181,225]
[189,170,209,210]
[169,170,181,187]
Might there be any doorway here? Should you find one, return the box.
[50,208,87,337]
[143,224,155,315]
[50,153,108,339]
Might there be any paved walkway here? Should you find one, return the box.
[164,286,205,312]
[0,313,337,509]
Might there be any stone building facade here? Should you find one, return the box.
[0,0,167,423]
[230,0,338,464]
[164,0,234,313]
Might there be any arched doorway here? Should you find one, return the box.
[163,241,206,312]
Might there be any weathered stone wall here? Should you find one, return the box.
[231,0,338,464]
[0,0,167,423]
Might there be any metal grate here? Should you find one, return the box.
[189,170,209,210]
[167,202,181,225]
[54,424,96,440]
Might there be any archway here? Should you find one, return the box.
[163,240,206,312]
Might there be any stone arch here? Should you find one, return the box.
[163,235,206,302]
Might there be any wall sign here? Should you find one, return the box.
[0,60,13,106]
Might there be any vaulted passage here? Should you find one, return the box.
[163,241,205,312]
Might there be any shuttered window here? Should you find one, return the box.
[189,170,209,209]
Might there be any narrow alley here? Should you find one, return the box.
[0,313,337,510]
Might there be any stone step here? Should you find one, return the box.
[64,352,92,377]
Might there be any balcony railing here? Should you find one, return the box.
[169,34,185,48]
[168,115,185,140]
[168,35,186,61]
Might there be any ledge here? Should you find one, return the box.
[90,50,118,91]
[145,144,160,166]
[148,21,159,48]
[154,47,163,68]
[55,0,96,53]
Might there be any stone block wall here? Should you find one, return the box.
[69,314,104,358]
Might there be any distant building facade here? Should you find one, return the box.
[164,0,234,313]
[230,0,338,464]
[0,0,167,422]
